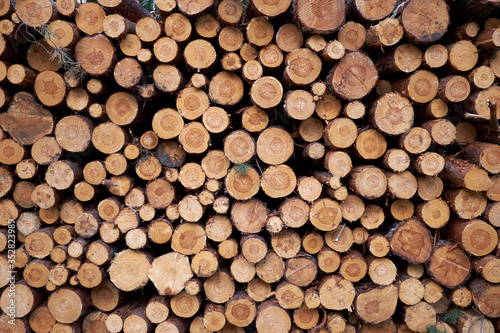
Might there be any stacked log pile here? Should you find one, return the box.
[0,0,500,332]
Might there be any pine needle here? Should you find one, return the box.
[441,308,463,325]
[235,163,249,175]
[426,325,445,333]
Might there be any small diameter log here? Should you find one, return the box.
[473,255,500,285]
[178,122,210,154]
[456,309,495,333]
[416,176,443,201]
[204,269,235,304]
[437,75,471,103]
[256,251,285,284]
[92,122,126,155]
[217,0,243,25]
[328,51,378,100]
[399,127,432,154]
[325,225,354,253]
[250,76,283,109]
[468,65,495,89]
[367,257,397,285]
[365,18,403,49]
[305,198,340,232]
[276,197,307,229]
[441,156,491,192]
[398,276,424,306]
[389,198,413,222]
[283,48,322,86]
[359,206,384,231]
[324,118,357,149]
[447,40,478,72]
[103,14,135,39]
[224,291,257,327]
[339,250,367,283]
[462,142,500,174]
[55,115,93,153]
[389,218,432,264]
[415,198,450,229]
[376,43,422,74]
[293,304,319,330]
[275,23,303,53]
[34,70,66,107]
[355,284,398,324]
[75,2,105,34]
[7,64,36,88]
[354,128,387,160]
[163,13,192,43]
[29,303,56,333]
[393,70,439,104]
[201,107,228,134]
[171,223,206,255]
[444,219,498,257]
[284,90,315,120]
[428,242,471,288]
[219,26,244,52]
[382,149,410,172]
[386,171,417,200]
[338,21,366,51]
[487,175,500,201]
[348,166,387,199]
[344,100,365,120]
[315,93,342,120]
[484,201,500,227]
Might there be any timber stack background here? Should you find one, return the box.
[0,0,500,332]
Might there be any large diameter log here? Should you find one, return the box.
[0,92,53,145]
[97,0,151,21]
[319,275,355,310]
[441,156,491,192]
[47,286,90,324]
[444,219,498,256]
[328,51,378,100]
[403,301,436,332]
[355,284,398,324]
[148,252,193,296]
[461,142,500,174]
[255,299,291,333]
[401,0,450,44]
[444,188,487,220]
[74,34,115,76]
[369,92,414,136]
[389,218,432,264]
[293,0,345,34]
[15,0,58,27]
[470,277,500,318]
[428,242,471,288]
[231,199,268,234]
[108,249,151,292]
[0,280,45,318]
